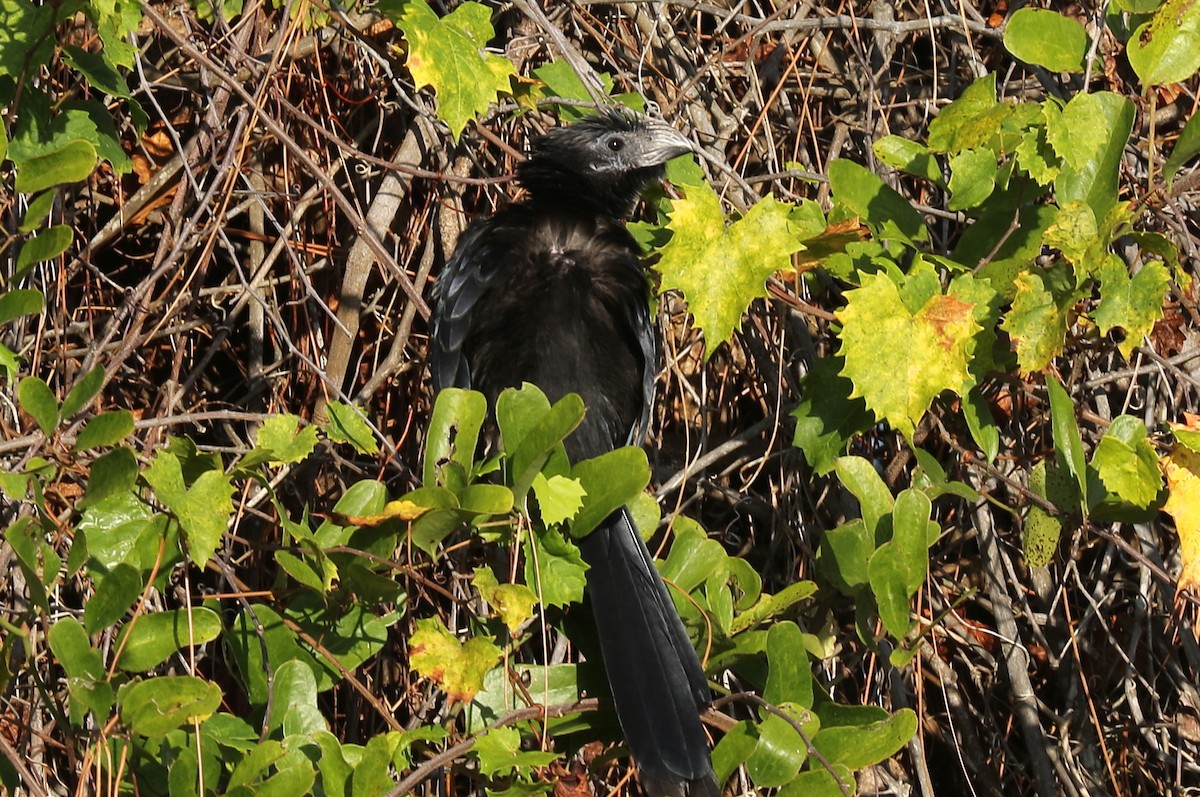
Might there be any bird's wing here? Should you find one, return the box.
[429,217,506,392]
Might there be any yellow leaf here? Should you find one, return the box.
[333,499,430,527]
[409,618,502,703]
[1161,443,1200,595]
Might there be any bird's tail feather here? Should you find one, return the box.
[576,507,719,797]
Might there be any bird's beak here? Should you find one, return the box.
[643,121,694,165]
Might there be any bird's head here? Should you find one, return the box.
[518,110,694,218]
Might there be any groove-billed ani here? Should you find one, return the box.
[429,111,719,797]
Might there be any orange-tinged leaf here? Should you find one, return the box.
[837,272,979,439]
[409,617,502,703]
[1161,444,1200,595]
[795,218,868,266]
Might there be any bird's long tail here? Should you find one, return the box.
[576,507,720,797]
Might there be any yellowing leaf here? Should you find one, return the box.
[655,180,804,358]
[1002,271,1072,373]
[1095,256,1170,360]
[333,499,431,527]
[473,567,538,633]
[836,273,979,439]
[409,617,502,703]
[1162,444,1200,596]
[392,1,516,141]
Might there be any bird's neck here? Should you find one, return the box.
[517,160,659,220]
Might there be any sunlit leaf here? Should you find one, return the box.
[409,617,502,702]
[655,180,803,356]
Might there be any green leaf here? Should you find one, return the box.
[532,61,619,121]
[115,607,223,671]
[927,74,1006,155]
[655,180,803,356]
[818,519,874,597]
[775,765,856,797]
[74,410,134,451]
[1024,460,1069,567]
[18,376,58,435]
[1127,0,1200,86]
[61,44,136,100]
[712,721,757,786]
[324,401,379,454]
[0,0,55,78]
[408,616,502,702]
[659,520,726,592]
[472,727,559,777]
[834,457,893,537]
[388,0,517,141]
[868,489,932,638]
[61,365,105,419]
[267,659,321,734]
[746,710,811,787]
[1053,92,1134,222]
[764,622,813,708]
[531,472,586,526]
[811,707,916,769]
[470,664,580,733]
[836,272,979,439]
[1089,415,1162,510]
[457,483,514,515]
[81,446,139,508]
[254,414,319,464]
[48,617,105,681]
[227,604,328,700]
[1003,8,1088,72]
[1023,503,1062,567]
[1001,270,1072,373]
[569,447,651,537]
[963,386,1001,463]
[731,580,815,634]
[827,158,927,245]
[1046,375,1088,514]
[947,149,997,210]
[524,527,587,608]
[1095,256,1170,359]
[142,451,235,568]
[118,676,222,738]
[13,139,97,194]
[84,563,143,633]
[15,224,72,272]
[275,550,325,593]
[501,388,585,501]
[872,136,942,183]
[0,289,44,325]
[790,357,874,475]
[1165,109,1200,186]
[1046,94,1107,175]
[1015,113,1061,185]
[425,388,487,487]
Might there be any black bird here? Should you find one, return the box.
[429,111,719,797]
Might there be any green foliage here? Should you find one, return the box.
[1126,0,1200,87]
[1003,8,1089,73]
[655,179,807,356]
[384,0,518,141]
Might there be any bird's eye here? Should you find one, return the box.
[607,137,624,152]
